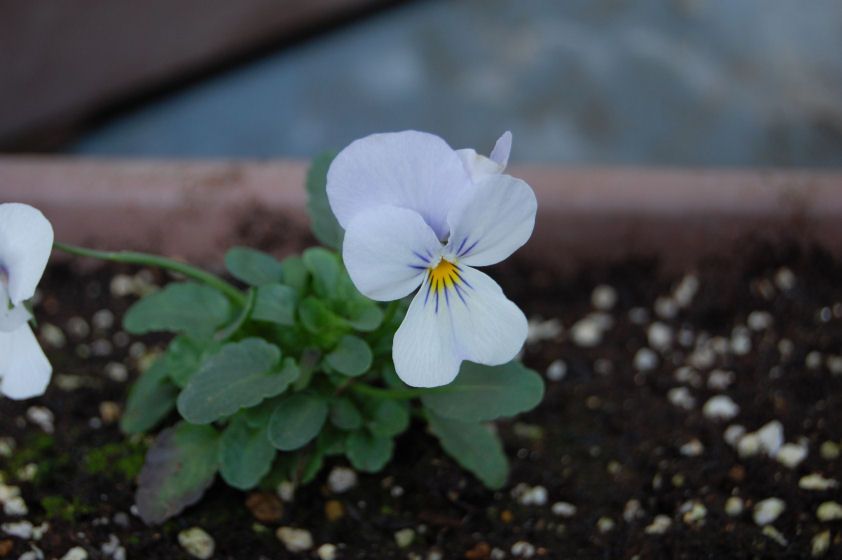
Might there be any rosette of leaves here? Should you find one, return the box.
[120,153,545,524]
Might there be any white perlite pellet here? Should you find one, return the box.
[591,285,618,310]
[546,359,567,381]
[753,498,786,526]
[644,515,672,535]
[702,395,740,421]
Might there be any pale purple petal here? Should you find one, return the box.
[0,324,51,400]
[0,203,54,305]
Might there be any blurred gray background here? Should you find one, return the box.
[5,0,842,165]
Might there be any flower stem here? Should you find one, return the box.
[53,242,246,305]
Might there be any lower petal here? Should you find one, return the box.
[449,266,528,366]
[393,283,461,388]
[0,325,52,400]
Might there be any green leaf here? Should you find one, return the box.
[161,335,213,388]
[280,256,309,294]
[135,422,219,524]
[177,338,291,424]
[267,394,329,451]
[251,284,297,326]
[343,298,384,332]
[224,247,284,286]
[426,411,508,489]
[303,248,341,298]
[325,335,372,377]
[421,361,545,422]
[330,397,363,431]
[124,282,231,338]
[215,288,256,342]
[346,431,393,473]
[305,151,342,249]
[219,416,276,490]
[299,298,347,347]
[366,399,410,438]
[120,360,178,435]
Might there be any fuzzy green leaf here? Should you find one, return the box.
[346,431,393,473]
[124,282,231,338]
[366,399,410,438]
[219,416,275,490]
[426,412,508,489]
[280,256,309,295]
[161,335,216,388]
[421,361,544,422]
[330,397,363,431]
[252,284,298,326]
[305,152,342,249]
[120,360,178,435]
[303,248,341,298]
[177,338,292,424]
[135,422,219,524]
[326,335,372,377]
[224,247,284,286]
[267,393,329,451]
[344,298,384,332]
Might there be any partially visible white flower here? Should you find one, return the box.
[327,131,536,387]
[0,203,53,399]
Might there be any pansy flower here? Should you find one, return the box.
[0,203,54,399]
[327,131,536,387]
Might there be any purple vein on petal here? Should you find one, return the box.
[459,239,480,258]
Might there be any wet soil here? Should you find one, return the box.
[1,241,841,559]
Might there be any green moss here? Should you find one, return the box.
[40,495,93,522]
[6,433,54,473]
[83,440,147,480]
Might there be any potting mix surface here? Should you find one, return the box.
[1,241,841,559]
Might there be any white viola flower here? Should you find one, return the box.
[327,131,536,387]
[0,203,54,399]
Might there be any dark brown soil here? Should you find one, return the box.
[1,241,841,559]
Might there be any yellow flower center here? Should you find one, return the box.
[428,258,460,294]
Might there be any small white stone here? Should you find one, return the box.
[776,442,808,469]
[592,285,618,310]
[623,499,644,522]
[674,274,700,307]
[60,547,88,560]
[807,351,823,370]
[762,526,788,546]
[276,527,313,553]
[0,483,21,502]
[526,317,563,345]
[747,311,773,331]
[688,346,716,370]
[816,501,842,522]
[799,474,839,491]
[667,387,696,410]
[725,496,744,517]
[674,366,701,387]
[394,528,415,548]
[680,439,704,457]
[680,501,707,525]
[277,481,296,502]
[647,322,673,352]
[178,527,215,559]
[774,267,796,290]
[92,309,115,330]
[812,530,831,557]
[26,406,54,433]
[644,515,672,535]
[40,323,66,349]
[490,548,506,560]
[3,495,27,516]
[546,359,567,381]
[738,433,762,458]
[634,348,658,372]
[757,421,784,456]
[513,484,547,506]
[654,297,678,319]
[571,317,603,347]
[2,520,34,539]
[317,544,338,560]
[724,425,746,447]
[596,517,615,533]
[777,338,794,358]
[327,467,357,494]
[702,395,740,421]
[707,369,735,390]
[511,541,536,558]
[753,498,786,526]
[821,441,841,460]
[551,502,577,517]
[730,327,752,356]
[101,534,126,560]
[827,355,842,375]
[104,362,129,383]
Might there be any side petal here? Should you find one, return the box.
[343,205,442,301]
[0,302,31,332]
[393,282,462,388]
[0,203,54,305]
[0,325,52,400]
[448,266,527,367]
[455,131,512,182]
[445,174,537,267]
[327,131,472,240]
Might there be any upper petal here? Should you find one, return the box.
[456,131,512,182]
[0,203,54,305]
[448,266,527,366]
[445,174,537,267]
[327,131,472,240]
[342,205,442,301]
[392,281,462,388]
[0,324,52,400]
